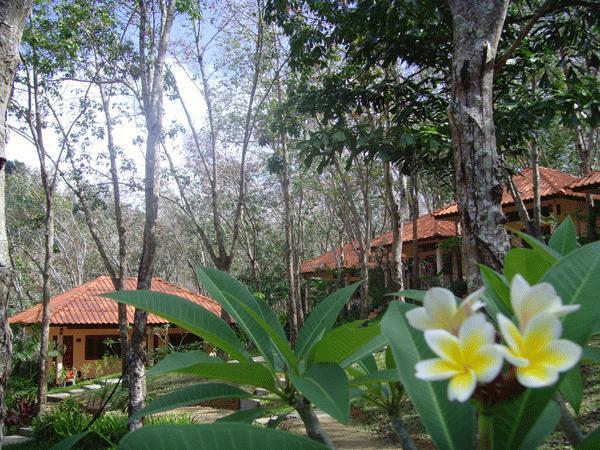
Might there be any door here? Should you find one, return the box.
[63,335,74,369]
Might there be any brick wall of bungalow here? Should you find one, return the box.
[46,325,194,382]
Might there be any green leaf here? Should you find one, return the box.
[577,425,600,450]
[511,230,561,264]
[117,424,328,449]
[560,367,583,414]
[196,267,291,370]
[490,385,558,449]
[543,241,600,344]
[310,321,384,368]
[290,363,350,423]
[517,400,561,450]
[105,291,248,362]
[548,216,578,255]
[381,302,475,450]
[50,431,91,450]
[349,369,399,387]
[216,407,271,423]
[147,351,218,377]
[178,362,276,392]
[130,383,252,420]
[504,248,553,283]
[295,282,360,359]
[388,289,425,302]
[479,265,512,317]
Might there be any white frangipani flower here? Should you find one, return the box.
[510,274,579,329]
[406,286,485,335]
[415,314,503,402]
[496,312,581,388]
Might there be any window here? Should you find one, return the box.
[85,335,121,360]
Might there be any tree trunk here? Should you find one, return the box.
[390,415,417,450]
[383,161,404,292]
[100,86,130,384]
[447,0,511,289]
[530,142,542,238]
[35,190,54,415]
[128,0,176,430]
[295,396,335,449]
[0,0,33,435]
[576,127,597,241]
[409,174,420,289]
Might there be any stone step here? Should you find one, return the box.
[47,392,71,402]
[2,435,35,445]
[68,388,86,395]
[82,384,102,390]
[17,426,34,437]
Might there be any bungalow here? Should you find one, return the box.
[301,167,599,290]
[9,276,221,381]
[300,213,459,288]
[432,167,599,237]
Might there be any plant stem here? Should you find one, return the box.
[555,393,584,446]
[477,409,493,450]
[295,396,336,449]
[389,414,417,450]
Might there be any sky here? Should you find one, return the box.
[6,61,207,173]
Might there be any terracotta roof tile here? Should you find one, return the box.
[300,213,457,274]
[433,167,593,219]
[569,171,600,192]
[9,276,221,326]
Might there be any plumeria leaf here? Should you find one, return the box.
[504,248,553,284]
[517,400,561,450]
[117,423,328,449]
[388,289,425,303]
[543,241,600,344]
[560,367,583,414]
[479,265,512,317]
[381,302,475,450]
[548,216,578,255]
[289,363,350,423]
[511,230,561,264]
[295,282,360,359]
[577,425,600,450]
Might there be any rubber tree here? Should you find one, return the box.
[128,0,177,430]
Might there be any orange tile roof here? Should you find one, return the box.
[9,276,221,326]
[569,171,600,193]
[433,167,591,219]
[300,213,457,274]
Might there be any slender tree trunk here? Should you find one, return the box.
[281,135,299,346]
[390,415,417,450]
[36,193,53,415]
[530,142,542,238]
[409,175,420,289]
[295,396,335,449]
[447,0,510,289]
[103,90,130,385]
[383,161,404,292]
[505,168,533,234]
[129,0,176,430]
[0,0,33,436]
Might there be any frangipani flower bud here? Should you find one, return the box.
[415,314,503,402]
[510,274,579,329]
[496,313,581,388]
[406,286,485,335]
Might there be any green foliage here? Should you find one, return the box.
[117,423,327,449]
[108,267,375,443]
